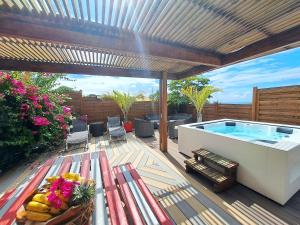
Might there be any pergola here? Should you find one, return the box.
[0,0,300,152]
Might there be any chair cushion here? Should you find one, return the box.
[107,117,121,128]
[72,119,87,132]
[109,127,126,137]
[67,131,89,144]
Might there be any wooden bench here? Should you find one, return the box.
[113,163,174,225]
[0,151,172,225]
[185,149,239,192]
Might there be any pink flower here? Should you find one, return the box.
[60,180,75,199]
[50,177,64,192]
[11,79,26,95]
[21,104,30,113]
[55,114,65,123]
[32,116,50,126]
[62,106,71,114]
[42,94,49,101]
[45,101,54,111]
[26,85,38,96]
[13,87,26,95]
[47,192,62,209]
[4,74,11,80]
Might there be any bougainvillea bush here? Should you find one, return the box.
[0,71,72,171]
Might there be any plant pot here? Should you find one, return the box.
[123,121,133,133]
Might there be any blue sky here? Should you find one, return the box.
[61,47,300,103]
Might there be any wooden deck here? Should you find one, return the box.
[83,132,300,225]
[140,132,300,225]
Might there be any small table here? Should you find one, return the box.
[90,121,105,137]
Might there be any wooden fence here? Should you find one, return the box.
[66,91,159,123]
[67,85,300,126]
[185,104,252,121]
[252,85,300,125]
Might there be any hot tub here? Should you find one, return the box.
[178,119,300,205]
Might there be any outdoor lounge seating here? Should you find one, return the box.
[107,116,126,142]
[144,114,160,129]
[185,149,239,192]
[134,118,154,137]
[145,113,193,129]
[66,118,89,151]
[0,151,173,225]
[168,120,185,139]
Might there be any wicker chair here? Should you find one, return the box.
[107,116,126,141]
[66,118,89,151]
[168,120,185,139]
[134,118,154,137]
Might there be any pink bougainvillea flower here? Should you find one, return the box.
[32,116,50,126]
[62,106,71,114]
[47,191,62,209]
[26,85,38,96]
[42,94,49,101]
[55,114,65,123]
[45,101,54,111]
[4,74,11,80]
[60,180,75,199]
[10,79,26,95]
[13,87,26,95]
[27,95,38,101]
[20,103,30,113]
[50,177,64,192]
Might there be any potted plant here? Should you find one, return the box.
[106,90,136,132]
[182,86,221,122]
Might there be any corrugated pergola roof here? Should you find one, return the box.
[0,0,300,79]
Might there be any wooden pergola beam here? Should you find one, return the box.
[159,71,168,152]
[0,59,169,79]
[223,25,300,65]
[0,14,222,67]
[174,65,215,79]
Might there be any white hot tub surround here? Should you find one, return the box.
[178,119,300,205]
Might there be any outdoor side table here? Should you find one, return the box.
[90,121,105,137]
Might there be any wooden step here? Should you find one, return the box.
[192,149,239,170]
[184,158,235,192]
[184,158,229,184]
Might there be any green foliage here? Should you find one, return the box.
[0,71,72,171]
[168,76,210,109]
[149,91,159,102]
[71,182,95,206]
[54,85,76,94]
[182,85,221,121]
[104,90,136,121]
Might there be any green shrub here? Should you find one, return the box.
[0,72,72,171]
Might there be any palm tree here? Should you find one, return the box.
[182,86,221,122]
[105,90,136,122]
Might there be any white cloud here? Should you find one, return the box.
[60,75,159,96]
[206,67,300,90]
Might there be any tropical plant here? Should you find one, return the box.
[182,86,221,122]
[104,90,136,122]
[55,85,76,94]
[168,76,210,112]
[149,90,159,102]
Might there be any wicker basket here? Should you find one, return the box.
[16,195,94,225]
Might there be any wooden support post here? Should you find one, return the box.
[159,71,168,152]
[252,87,258,121]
